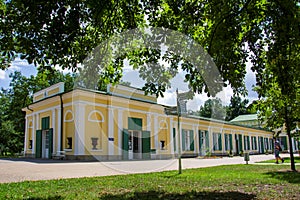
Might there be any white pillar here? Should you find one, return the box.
[169,118,174,155]
[154,114,159,150]
[57,107,61,152]
[221,129,225,154]
[194,125,199,154]
[74,103,85,155]
[118,109,123,156]
[24,116,28,154]
[146,113,151,131]
[32,113,38,154]
[108,106,114,158]
[52,109,56,154]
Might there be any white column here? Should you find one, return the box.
[118,109,123,156]
[51,109,56,154]
[24,116,28,154]
[32,113,38,154]
[108,106,114,157]
[74,103,85,155]
[221,129,225,154]
[169,118,174,155]
[146,113,151,131]
[57,107,61,152]
[194,125,198,154]
[154,114,159,150]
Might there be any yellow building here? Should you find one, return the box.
[22,83,274,160]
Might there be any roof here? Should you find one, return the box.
[230,114,258,122]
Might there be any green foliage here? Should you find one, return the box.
[226,95,250,121]
[198,98,226,120]
[0,68,76,154]
[1,0,299,99]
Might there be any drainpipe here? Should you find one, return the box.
[60,94,64,151]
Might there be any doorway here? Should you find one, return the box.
[128,130,142,159]
[42,130,50,159]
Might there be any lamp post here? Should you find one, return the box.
[176,89,182,174]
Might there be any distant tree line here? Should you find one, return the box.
[189,96,255,121]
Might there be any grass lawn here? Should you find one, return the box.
[0,164,299,200]
[257,156,300,164]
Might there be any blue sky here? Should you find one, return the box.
[0,58,258,110]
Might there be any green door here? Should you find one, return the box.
[48,128,53,159]
[173,128,176,151]
[122,129,129,160]
[36,130,42,158]
[238,134,243,152]
[142,131,151,159]
[190,130,194,151]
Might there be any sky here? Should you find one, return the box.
[0,58,258,111]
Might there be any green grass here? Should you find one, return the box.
[0,165,299,200]
[257,156,300,163]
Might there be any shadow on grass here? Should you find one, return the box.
[28,196,63,200]
[100,190,256,200]
[265,170,300,184]
[21,191,256,200]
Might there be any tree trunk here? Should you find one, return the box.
[285,107,296,171]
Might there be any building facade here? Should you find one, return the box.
[22,83,275,160]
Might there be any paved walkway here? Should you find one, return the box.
[0,154,298,183]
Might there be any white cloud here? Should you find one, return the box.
[0,70,6,80]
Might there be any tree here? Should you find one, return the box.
[0,68,76,154]
[226,96,250,121]
[198,98,226,120]
[251,1,299,171]
[0,0,256,97]
[1,0,299,169]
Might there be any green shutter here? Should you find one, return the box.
[182,129,185,151]
[190,130,194,151]
[35,130,42,158]
[229,134,233,150]
[199,130,203,149]
[218,133,222,150]
[122,129,129,160]
[42,117,50,130]
[247,136,250,150]
[128,117,142,130]
[48,129,53,159]
[173,128,176,151]
[239,134,243,151]
[142,131,151,159]
[225,134,228,150]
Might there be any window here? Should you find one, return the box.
[67,137,72,149]
[269,139,273,150]
[182,129,194,151]
[160,140,166,150]
[224,134,232,151]
[264,138,269,150]
[213,133,222,151]
[244,136,250,150]
[251,136,257,150]
[29,140,32,149]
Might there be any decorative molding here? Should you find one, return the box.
[88,110,104,122]
[64,110,74,122]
